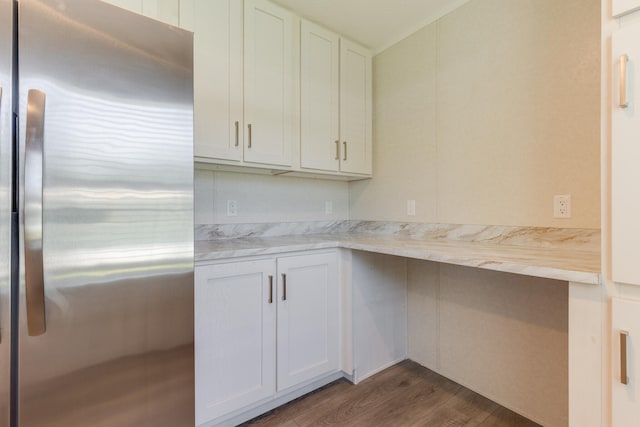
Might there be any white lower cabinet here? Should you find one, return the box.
[195,251,339,426]
[276,253,340,390]
[194,259,276,425]
[612,297,640,427]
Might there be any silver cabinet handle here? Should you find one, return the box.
[620,54,629,108]
[268,275,273,304]
[343,141,347,161]
[281,273,287,301]
[24,89,47,337]
[335,140,339,160]
[235,121,239,147]
[621,330,629,385]
[247,123,252,148]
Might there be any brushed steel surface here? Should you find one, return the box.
[0,0,13,424]
[18,1,194,426]
[23,90,46,337]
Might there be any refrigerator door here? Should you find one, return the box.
[18,1,194,426]
[0,0,12,426]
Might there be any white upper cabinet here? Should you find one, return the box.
[339,39,372,175]
[143,0,179,25]
[101,0,143,13]
[300,20,372,175]
[300,20,341,172]
[243,0,294,167]
[180,0,243,162]
[613,0,640,17]
[612,23,640,286]
[102,0,179,25]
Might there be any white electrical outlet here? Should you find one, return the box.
[553,195,571,218]
[407,200,416,216]
[325,201,333,215]
[227,200,237,217]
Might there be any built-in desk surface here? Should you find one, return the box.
[195,228,600,284]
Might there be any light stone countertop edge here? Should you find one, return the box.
[195,234,601,285]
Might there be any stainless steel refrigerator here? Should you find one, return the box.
[0,0,194,425]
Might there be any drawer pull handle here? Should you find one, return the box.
[282,273,287,301]
[234,121,239,147]
[621,330,629,385]
[268,275,273,304]
[335,140,339,160]
[620,54,629,108]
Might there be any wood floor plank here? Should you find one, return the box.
[243,361,542,427]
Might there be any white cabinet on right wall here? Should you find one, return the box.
[612,23,640,286]
[300,20,372,176]
[612,298,640,427]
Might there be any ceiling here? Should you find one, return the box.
[271,0,472,54]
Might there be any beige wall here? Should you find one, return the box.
[407,260,568,426]
[350,0,601,228]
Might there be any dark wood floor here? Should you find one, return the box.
[243,360,541,427]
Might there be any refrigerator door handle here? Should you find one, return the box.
[24,89,47,336]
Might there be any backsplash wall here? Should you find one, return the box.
[195,169,350,224]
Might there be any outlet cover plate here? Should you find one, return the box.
[553,195,571,218]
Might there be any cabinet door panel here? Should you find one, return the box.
[612,298,640,426]
[340,39,372,175]
[143,0,179,25]
[277,253,339,391]
[182,0,243,161]
[300,20,339,172]
[612,25,640,286]
[195,260,276,425]
[244,0,293,166]
[101,0,143,13]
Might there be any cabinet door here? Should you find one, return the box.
[244,0,293,166]
[339,39,372,175]
[101,0,143,13]
[143,0,179,25]
[612,298,640,426]
[194,260,276,425]
[613,0,640,17]
[181,0,243,162]
[300,20,340,172]
[276,253,339,391]
[612,25,640,286]
[102,0,179,25]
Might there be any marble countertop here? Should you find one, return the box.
[195,232,601,285]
